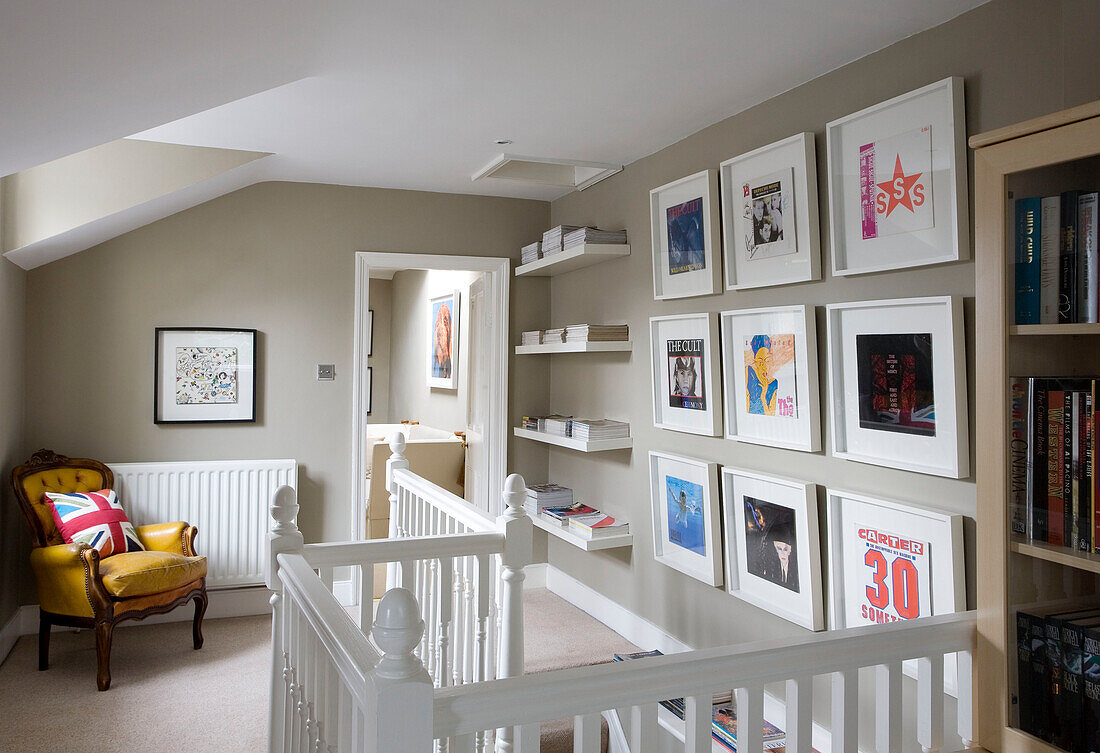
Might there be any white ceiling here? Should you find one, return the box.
[2,0,991,206]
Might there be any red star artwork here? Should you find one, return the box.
[876,154,923,217]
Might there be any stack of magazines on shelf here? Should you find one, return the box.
[520,330,542,346]
[523,483,573,514]
[521,414,572,432]
[567,510,629,539]
[568,418,630,441]
[520,241,542,265]
[564,324,629,342]
[529,496,629,540]
[541,225,584,257]
[613,651,789,753]
[562,226,627,250]
[543,327,566,344]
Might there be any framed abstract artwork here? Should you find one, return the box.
[721,467,823,630]
[825,76,968,276]
[428,290,459,389]
[649,451,723,586]
[154,327,257,424]
[650,170,722,300]
[825,296,968,478]
[650,312,722,436]
[720,304,821,452]
[719,132,821,290]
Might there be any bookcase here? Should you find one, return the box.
[975,100,1100,753]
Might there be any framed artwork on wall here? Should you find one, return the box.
[649,451,723,587]
[650,170,722,300]
[367,309,374,357]
[366,366,373,415]
[825,76,968,276]
[721,468,823,630]
[825,296,968,478]
[154,327,257,424]
[719,132,821,290]
[720,304,821,452]
[650,312,722,436]
[428,290,459,389]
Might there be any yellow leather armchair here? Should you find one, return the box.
[12,449,209,690]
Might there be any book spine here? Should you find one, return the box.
[1058,619,1087,753]
[1047,620,1064,744]
[1081,193,1099,324]
[1017,612,1034,736]
[1033,381,1049,542]
[1061,190,1082,323]
[1066,391,1076,548]
[1030,614,1050,741]
[1083,625,1100,753]
[1010,378,1030,536]
[1083,391,1094,552]
[1016,198,1042,324]
[1040,196,1063,323]
[1049,390,1066,546]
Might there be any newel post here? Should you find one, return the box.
[369,588,433,753]
[386,432,410,590]
[496,473,533,753]
[267,485,304,753]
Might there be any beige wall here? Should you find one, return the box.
[544,0,1100,650]
[367,278,393,423]
[23,181,550,554]
[0,258,27,626]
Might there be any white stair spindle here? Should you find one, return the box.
[875,662,902,753]
[495,474,532,753]
[917,654,945,753]
[464,554,475,683]
[736,683,765,753]
[386,432,409,590]
[319,566,334,592]
[574,713,601,753]
[452,734,476,753]
[956,650,974,748]
[438,556,454,689]
[785,675,812,753]
[360,561,376,633]
[685,695,712,752]
[476,553,491,682]
[453,563,466,688]
[831,669,858,753]
[629,703,658,753]
[268,485,303,753]
[337,683,351,753]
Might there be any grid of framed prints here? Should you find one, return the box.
[649,312,722,436]
[650,170,722,300]
[825,296,968,478]
[825,77,968,276]
[720,304,820,452]
[649,451,723,586]
[721,468,823,630]
[719,132,821,290]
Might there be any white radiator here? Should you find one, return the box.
[108,459,297,590]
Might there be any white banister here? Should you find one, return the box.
[785,675,812,753]
[831,669,857,753]
[917,654,945,753]
[369,588,434,753]
[875,661,902,753]
[268,485,304,753]
[386,432,410,590]
[629,703,658,753]
[495,473,532,753]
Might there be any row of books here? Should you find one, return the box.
[520,323,629,345]
[613,650,790,753]
[520,414,630,440]
[524,484,630,539]
[1016,603,1100,753]
[1008,377,1099,551]
[520,225,628,263]
[1014,191,1099,325]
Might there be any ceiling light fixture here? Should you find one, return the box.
[494,139,513,145]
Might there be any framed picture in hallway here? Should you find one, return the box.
[721,468,823,630]
[649,312,722,436]
[428,290,459,389]
[650,169,722,300]
[649,451,723,586]
[154,327,257,424]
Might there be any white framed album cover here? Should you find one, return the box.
[650,451,723,587]
[650,312,722,436]
[650,170,722,300]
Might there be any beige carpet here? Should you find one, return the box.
[0,589,639,753]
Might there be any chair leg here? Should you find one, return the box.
[193,590,208,650]
[38,612,50,671]
[95,620,113,691]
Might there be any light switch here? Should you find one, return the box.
[317,364,335,380]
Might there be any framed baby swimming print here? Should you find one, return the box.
[719,132,821,290]
[650,312,722,436]
[720,304,820,452]
[825,77,968,276]
[428,290,460,389]
[650,451,723,587]
[154,327,257,424]
[650,170,722,300]
[721,468,823,631]
[825,296,968,478]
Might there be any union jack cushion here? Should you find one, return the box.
[43,489,146,558]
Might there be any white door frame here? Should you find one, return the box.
[351,251,511,546]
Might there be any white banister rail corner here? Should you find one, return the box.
[268,485,305,753]
[495,473,532,753]
[386,432,411,590]
[368,588,434,753]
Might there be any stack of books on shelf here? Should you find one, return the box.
[524,482,573,514]
[520,330,542,346]
[568,511,629,539]
[562,227,627,250]
[1014,191,1099,324]
[520,241,542,265]
[613,651,788,753]
[540,225,584,257]
[539,502,598,525]
[1015,603,1100,752]
[568,418,630,441]
[1009,377,1099,552]
[521,414,570,431]
[543,327,566,343]
[564,324,629,343]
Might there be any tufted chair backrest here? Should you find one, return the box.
[11,449,113,548]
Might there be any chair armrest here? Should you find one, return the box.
[29,543,103,618]
[136,522,199,556]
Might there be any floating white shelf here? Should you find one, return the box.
[515,340,632,354]
[529,512,632,552]
[513,427,632,452]
[514,243,630,277]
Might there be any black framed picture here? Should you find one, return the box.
[154,327,257,424]
[366,366,373,415]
